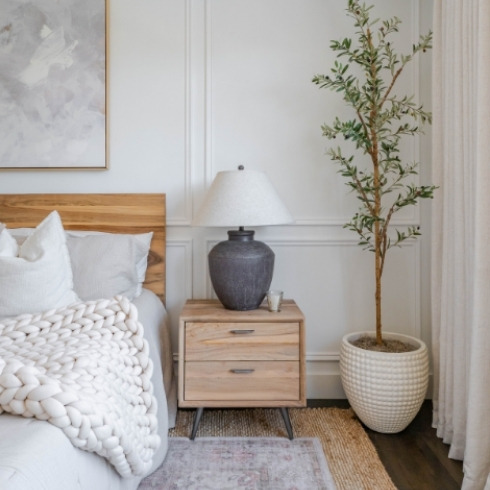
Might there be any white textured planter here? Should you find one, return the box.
[340,331,429,433]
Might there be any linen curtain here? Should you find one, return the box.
[431,1,490,489]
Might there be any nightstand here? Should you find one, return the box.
[178,299,306,439]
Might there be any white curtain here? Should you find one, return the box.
[432,1,490,489]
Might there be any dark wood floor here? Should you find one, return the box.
[308,399,463,489]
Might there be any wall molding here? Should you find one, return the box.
[307,352,340,362]
[293,216,423,227]
[166,238,194,301]
[176,0,425,228]
[195,0,423,225]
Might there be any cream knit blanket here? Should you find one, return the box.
[0,296,160,478]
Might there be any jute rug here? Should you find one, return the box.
[139,437,336,489]
[166,407,396,490]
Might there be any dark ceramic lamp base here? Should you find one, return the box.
[208,229,274,310]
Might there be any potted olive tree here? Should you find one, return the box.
[313,0,436,432]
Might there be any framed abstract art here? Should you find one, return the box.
[0,0,108,169]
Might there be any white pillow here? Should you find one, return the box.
[10,229,153,301]
[65,231,153,301]
[0,211,79,320]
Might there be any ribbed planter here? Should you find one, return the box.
[339,331,429,433]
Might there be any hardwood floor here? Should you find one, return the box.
[308,399,464,489]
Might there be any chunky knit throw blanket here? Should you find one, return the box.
[0,296,160,478]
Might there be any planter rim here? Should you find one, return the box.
[342,331,427,357]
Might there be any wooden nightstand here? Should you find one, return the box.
[178,299,306,439]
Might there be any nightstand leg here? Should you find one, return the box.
[190,407,204,440]
[280,407,294,440]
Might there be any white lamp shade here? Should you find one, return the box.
[192,168,293,227]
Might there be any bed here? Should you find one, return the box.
[0,194,176,490]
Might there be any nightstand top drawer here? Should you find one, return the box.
[185,322,299,361]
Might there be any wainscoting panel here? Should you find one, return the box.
[166,239,194,349]
[268,239,420,354]
[182,234,421,398]
[201,0,420,225]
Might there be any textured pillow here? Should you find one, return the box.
[65,232,153,301]
[0,211,79,320]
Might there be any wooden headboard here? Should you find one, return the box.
[0,194,166,305]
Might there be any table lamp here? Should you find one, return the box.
[192,166,293,310]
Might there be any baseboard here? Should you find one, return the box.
[306,373,346,399]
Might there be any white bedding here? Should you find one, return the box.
[0,289,176,490]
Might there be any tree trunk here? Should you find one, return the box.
[375,245,382,345]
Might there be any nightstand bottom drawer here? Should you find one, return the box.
[184,361,300,401]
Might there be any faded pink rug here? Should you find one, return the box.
[138,437,336,489]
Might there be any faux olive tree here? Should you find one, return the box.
[313,0,436,346]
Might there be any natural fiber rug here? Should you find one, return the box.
[139,437,336,489]
[166,407,396,490]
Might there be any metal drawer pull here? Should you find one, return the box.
[230,369,255,374]
[230,329,255,334]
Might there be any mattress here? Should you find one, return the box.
[0,289,176,490]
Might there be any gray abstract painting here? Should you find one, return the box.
[0,0,106,168]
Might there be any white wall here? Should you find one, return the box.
[0,0,433,398]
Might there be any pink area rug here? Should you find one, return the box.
[138,437,336,489]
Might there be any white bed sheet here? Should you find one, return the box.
[0,289,176,490]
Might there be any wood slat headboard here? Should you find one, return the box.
[0,194,166,305]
